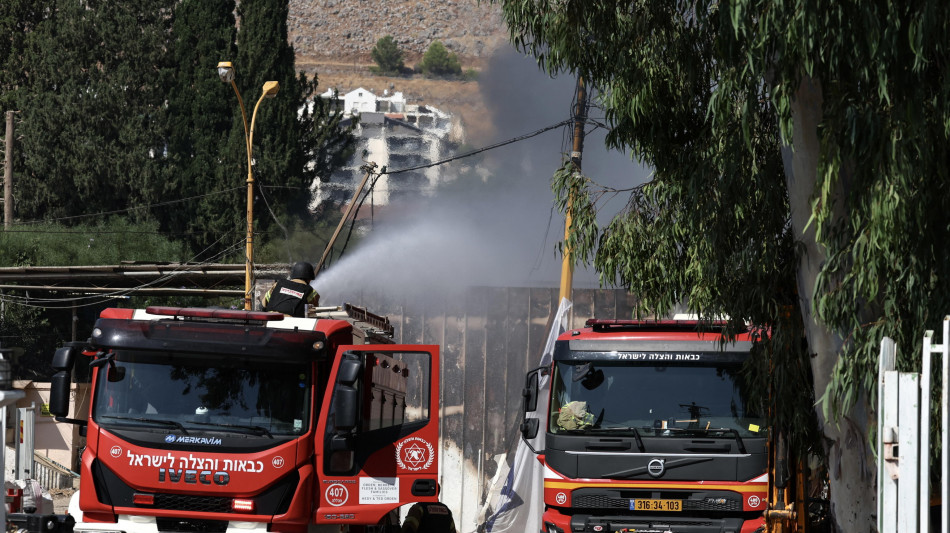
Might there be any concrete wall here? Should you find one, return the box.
[347,286,636,532]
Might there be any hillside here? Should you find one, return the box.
[288,0,512,143]
[289,0,508,63]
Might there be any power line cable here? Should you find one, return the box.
[382,119,572,176]
[0,236,246,309]
[17,187,244,226]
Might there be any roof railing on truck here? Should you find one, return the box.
[585,318,741,333]
[146,306,285,323]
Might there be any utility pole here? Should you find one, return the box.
[558,77,587,302]
[4,111,13,228]
[315,161,378,275]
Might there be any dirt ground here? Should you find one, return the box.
[49,488,74,515]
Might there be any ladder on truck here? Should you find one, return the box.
[877,316,949,532]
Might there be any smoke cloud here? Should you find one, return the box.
[314,46,651,304]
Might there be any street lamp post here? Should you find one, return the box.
[217,61,279,310]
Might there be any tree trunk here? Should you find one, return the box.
[781,76,875,531]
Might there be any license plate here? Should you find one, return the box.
[630,498,682,511]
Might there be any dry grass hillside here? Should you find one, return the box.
[289,0,511,143]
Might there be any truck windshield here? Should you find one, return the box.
[549,359,764,438]
[92,350,310,437]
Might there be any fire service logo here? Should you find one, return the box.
[395,437,434,471]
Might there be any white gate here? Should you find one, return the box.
[877,317,948,533]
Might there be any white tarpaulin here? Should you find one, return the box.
[480,298,572,533]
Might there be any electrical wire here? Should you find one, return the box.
[5,118,585,303]
[255,178,293,263]
[0,236,246,309]
[17,187,244,226]
[382,119,572,175]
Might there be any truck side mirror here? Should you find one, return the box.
[521,418,539,440]
[523,369,540,413]
[49,371,71,417]
[333,386,359,432]
[51,346,77,372]
[338,352,361,386]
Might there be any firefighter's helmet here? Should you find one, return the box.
[290,261,315,282]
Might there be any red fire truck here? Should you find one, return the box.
[521,319,768,533]
[49,304,441,533]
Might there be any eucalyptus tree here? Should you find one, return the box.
[495,0,950,529]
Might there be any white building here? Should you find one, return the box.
[312,87,464,209]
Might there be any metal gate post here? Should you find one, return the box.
[878,337,897,533]
[15,402,35,480]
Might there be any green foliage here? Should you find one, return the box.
[499,0,950,485]
[0,220,191,378]
[234,0,356,241]
[15,0,173,222]
[163,0,239,253]
[0,0,44,111]
[0,301,51,380]
[497,0,827,462]
[5,0,354,258]
[0,0,359,380]
[0,220,189,266]
[418,41,462,78]
[255,214,347,265]
[371,35,405,75]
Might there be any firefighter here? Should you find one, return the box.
[261,261,320,317]
[400,501,457,533]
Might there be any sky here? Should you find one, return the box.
[312,46,652,304]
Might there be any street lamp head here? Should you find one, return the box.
[217,61,235,83]
[262,81,280,98]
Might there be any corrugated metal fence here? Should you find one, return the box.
[346,287,635,532]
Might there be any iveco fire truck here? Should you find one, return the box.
[521,319,767,533]
[49,304,441,533]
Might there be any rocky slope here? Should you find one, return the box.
[288,0,513,142]
[289,0,509,64]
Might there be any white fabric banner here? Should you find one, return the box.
[480,298,572,533]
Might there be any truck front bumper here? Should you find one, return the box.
[541,511,764,533]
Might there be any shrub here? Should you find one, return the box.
[418,41,461,78]
[370,35,404,75]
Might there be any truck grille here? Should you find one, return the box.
[155,518,228,533]
[572,494,742,512]
[153,494,233,514]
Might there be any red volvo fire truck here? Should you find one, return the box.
[521,319,768,533]
[49,304,441,533]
